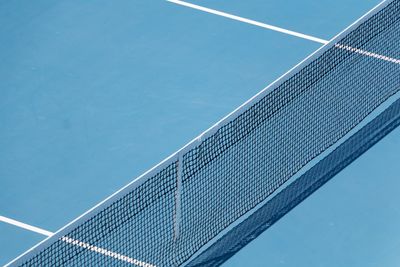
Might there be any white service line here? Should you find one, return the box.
[0,215,156,267]
[167,0,400,65]
[167,0,329,44]
[61,237,157,267]
[0,216,53,237]
[335,43,400,64]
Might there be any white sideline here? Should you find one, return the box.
[0,216,53,237]
[168,0,400,65]
[0,215,156,267]
[167,0,329,44]
[335,44,400,65]
[61,237,157,267]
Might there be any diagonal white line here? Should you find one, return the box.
[61,237,157,267]
[335,44,400,64]
[0,215,53,237]
[1,215,156,267]
[167,0,399,65]
[167,0,329,44]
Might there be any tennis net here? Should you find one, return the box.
[7,0,400,266]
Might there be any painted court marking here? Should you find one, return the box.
[0,216,156,267]
[0,216,53,237]
[335,44,400,65]
[61,237,156,267]
[167,0,329,44]
[168,0,400,65]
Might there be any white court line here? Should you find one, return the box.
[168,0,400,65]
[167,0,329,44]
[335,43,400,64]
[0,215,156,267]
[0,216,53,237]
[61,237,157,267]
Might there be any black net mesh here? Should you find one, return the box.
[13,1,400,266]
[187,89,400,267]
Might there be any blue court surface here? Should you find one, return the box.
[1,0,400,266]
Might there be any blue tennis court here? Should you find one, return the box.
[1,0,400,266]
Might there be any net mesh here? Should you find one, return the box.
[187,90,400,267]
[13,1,400,266]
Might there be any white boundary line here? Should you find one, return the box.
[6,0,395,266]
[0,216,53,237]
[168,0,400,65]
[0,215,156,267]
[167,0,329,44]
[60,237,157,267]
[335,43,400,64]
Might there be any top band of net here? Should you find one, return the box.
[7,0,400,266]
